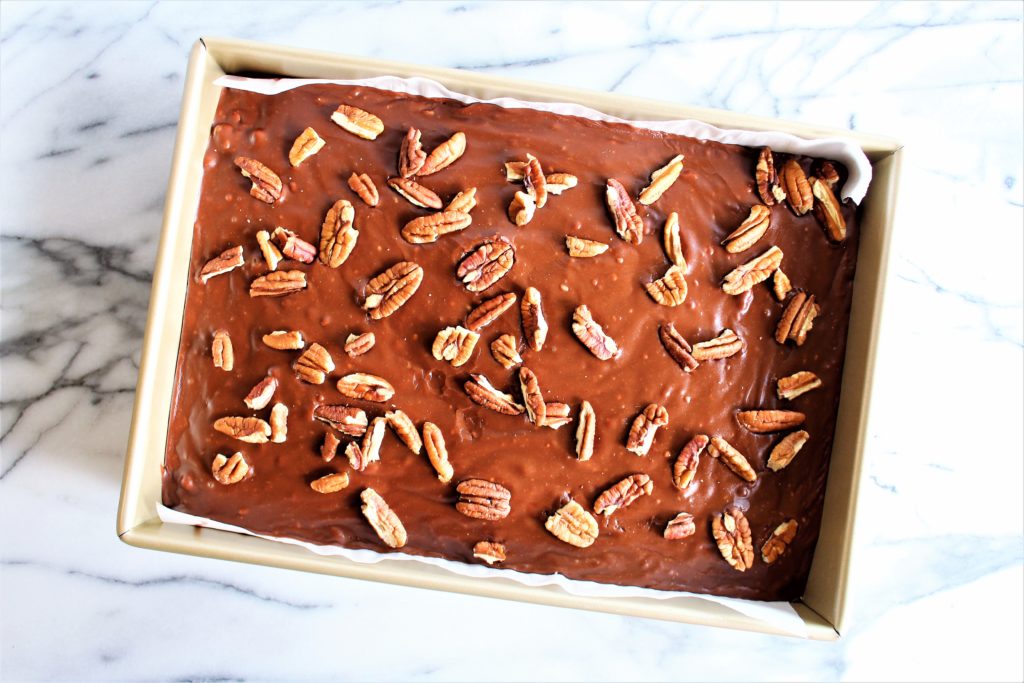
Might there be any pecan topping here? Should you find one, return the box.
[518,366,546,426]
[288,127,325,166]
[520,287,548,352]
[816,161,840,188]
[638,154,684,205]
[363,261,423,319]
[360,488,407,548]
[722,205,771,253]
[250,270,307,298]
[234,157,282,204]
[691,329,744,361]
[490,334,522,369]
[465,374,524,416]
[762,519,798,564]
[432,326,480,367]
[256,230,282,271]
[542,402,571,429]
[422,422,452,483]
[344,332,375,357]
[319,199,359,268]
[594,473,653,515]
[294,343,334,384]
[243,376,278,410]
[508,191,536,226]
[755,147,786,206]
[576,400,596,461]
[712,507,754,571]
[213,416,271,444]
[457,239,515,293]
[354,416,386,470]
[314,405,368,437]
[664,512,696,540]
[775,291,819,346]
[398,127,426,178]
[211,329,233,371]
[777,371,821,400]
[565,235,609,258]
[446,187,478,213]
[658,322,698,372]
[645,265,688,306]
[605,178,643,244]
[200,245,244,283]
[310,472,350,494]
[504,161,527,181]
[773,268,792,301]
[572,305,619,360]
[262,330,304,350]
[545,500,598,548]
[211,452,249,485]
[347,172,379,207]
[321,432,340,462]
[456,479,512,520]
[721,246,783,295]
[673,434,709,490]
[626,404,669,456]
[662,212,686,270]
[419,131,466,175]
[811,176,846,241]
[401,211,472,244]
[708,436,756,482]
[331,104,384,140]
[388,177,443,209]
[336,373,395,403]
[384,409,421,454]
[466,292,517,331]
[545,173,578,195]
[523,153,547,208]
[780,159,812,215]
[767,430,810,471]
[473,541,507,564]
[272,227,316,264]
[269,403,288,443]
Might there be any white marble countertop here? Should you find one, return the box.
[1,1,1022,681]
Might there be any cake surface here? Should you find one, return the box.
[162,81,860,601]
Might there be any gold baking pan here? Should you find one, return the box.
[117,36,901,640]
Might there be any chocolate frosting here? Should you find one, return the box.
[162,83,860,601]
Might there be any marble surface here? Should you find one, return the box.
[1,1,1021,681]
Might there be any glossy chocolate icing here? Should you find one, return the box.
[162,83,860,601]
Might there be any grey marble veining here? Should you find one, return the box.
[1,1,1022,681]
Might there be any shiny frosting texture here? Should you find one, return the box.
[162,83,860,601]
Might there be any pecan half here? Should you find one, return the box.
[388,177,443,209]
[294,343,334,384]
[211,452,249,485]
[767,430,810,471]
[321,432,340,462]
[310,472,350,494]
[545,173,578,195]
[664,512,696,540]
[708,436,756,482]
[523,153,547,208]
[780,159,812,215]
[473,541,507,564]
[213,416,271,444]
[721,246,783,295]
[360,488,407,548]
[508,191,536,226]
[566,235,609,258]
[811,176,846,241]
[272,227,316,264]
[712,507,754,571]
[722,205,771,253]
[736,409,805,434]
[446,187,478,213]
[344,332,375,357]
[331,104,384,140]
[673,434,709,490]
[319,199,358,268]
[755,147,786,206]
[432,326,480,367]
[288,127,325,166]
[773,268,792,301]
[638,154,684,205]
[545,500,598,548]
[662,212,686,270]
[762,519,798,564]
[211,329,233,371]
[466,292,517,331]
[456,479,512,520]
[520,287,548,352]
[572,305,619,360]
[357,416,386,468]
[234,157,282,204]
[314,405,368,437]
[402,211,472,244]
[256,230,282,271]
[398,127,426,178]
[200,245,244,283]
[576,400,596,461]
[816,161,840,188]
[594,474,653,515]
[250,270,307,298]
[775,291,819,346]
[243,376,278,410]
[457,239,515,293]
[465,374,524,416]
[518,366,546,426]
[646,265,688,306]
[348,172,379,207]
[658,322,698,372]
[777,371,821,400]
[691,329,744,361]
[363,261,423,319]
[419,131,466,175]
[336,373,395,403]
[490,334,522,369]
[626,404,669,456]
[422,422,452,483]
[262,330,304,350]
[269,403,288,443]
[385,409,422,455]
[542,402,571,429]
[605,179,643,244]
